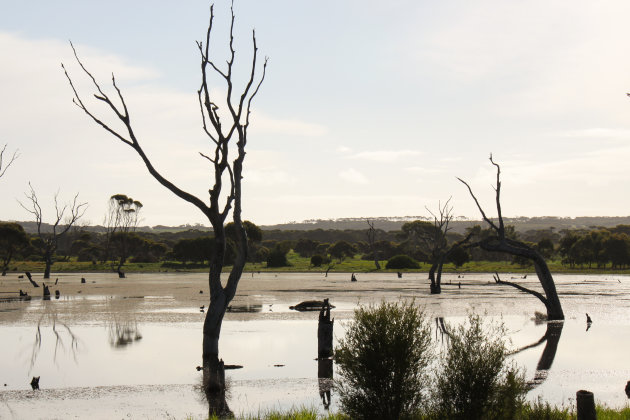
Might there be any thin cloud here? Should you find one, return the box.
[349,150,422,163]
[339,168,368,184]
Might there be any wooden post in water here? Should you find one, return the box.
[317,298,334,360]
[576,390,596,420]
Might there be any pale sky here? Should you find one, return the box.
[2,1,630,227]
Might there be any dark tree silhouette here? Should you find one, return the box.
[0,143,18,180]
[366,220,381,270]
[62,2,267,400]
[458,156,564,320]
[0,222,30,276]
[104,194,143,277]
[18,183,87,279]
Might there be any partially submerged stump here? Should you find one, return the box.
[576,390,596,420]
[317,298,334,359]
[30,376,40,390]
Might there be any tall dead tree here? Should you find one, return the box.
[0,143,18,180]
[62,3,267,399]
[19,183,87,279]
[458,155,564,320]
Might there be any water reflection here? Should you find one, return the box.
[30,299,80,373]
[318,359,333,410]
[226,303,262,313]
[511,321,564,389]
[106,298,143,348]
[200,364,232,418]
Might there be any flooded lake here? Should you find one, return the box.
[1,271,629,418]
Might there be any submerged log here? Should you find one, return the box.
[290,300,336,311]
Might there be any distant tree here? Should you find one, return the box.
[535,238,555,260]
[253,246,269,263]
[226,220,262,262]
[386,254,420,269]
[267,245,290,267]
[18,183,87,279]
[104,194,143,277]
[0,222,29,275]
[328,240,357,262]
[366,220,381,270]
[0,144,18,180]
[448,246,470,269]
[310,254,325,267]
[294,238,319,258]
[603,233,630,269]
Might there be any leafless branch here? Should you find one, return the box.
[0,144,19,179]
[493,272,548,306]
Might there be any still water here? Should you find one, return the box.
[0,272,629,418]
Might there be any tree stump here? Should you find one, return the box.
[318,298,334,359]
[576,390,596,420]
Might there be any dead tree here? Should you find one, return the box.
[458,155,564,320]
[424,199,454,294]
[62,2,267,396]
[19,183,87,279]
[366,220,381,270]
[0,143,18,180]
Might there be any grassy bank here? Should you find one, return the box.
[6,252,630,275]
[208,404,630,419]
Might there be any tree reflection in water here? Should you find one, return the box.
[30,299,80,373]
[318,358,333,410]
[106,298,142,348]
[510,321,564,389]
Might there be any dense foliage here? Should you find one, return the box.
[335,301,433,420]
[5,219,630,272]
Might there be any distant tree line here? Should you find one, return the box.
[4,219,630,273]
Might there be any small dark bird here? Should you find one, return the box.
[81,277,86,284]
[199,290,203,294]
[200,305,205,312]
[586,313,592,324]
[30,376,40,390]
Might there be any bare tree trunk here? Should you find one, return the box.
[44,250,52,279]
[64,3,266,398]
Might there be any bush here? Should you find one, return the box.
[385,254,420,269]
[310,254,324,267]
[431,314,527,420]
[335,300,432,420]
[266,246,290,268]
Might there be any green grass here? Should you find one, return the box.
[8,253,630,275]
[200,403,630,420]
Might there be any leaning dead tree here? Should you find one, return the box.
[458,155,564,320]
[19,183,87,279]
[0,143,19,180]
[62,3,267,400]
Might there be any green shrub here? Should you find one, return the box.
[431,314,527,420]
[266,246,290,268]
[385,254,420,269]
[335,300,432,420]
[310,254,324,267]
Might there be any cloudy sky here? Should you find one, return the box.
[2,1,630,227]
